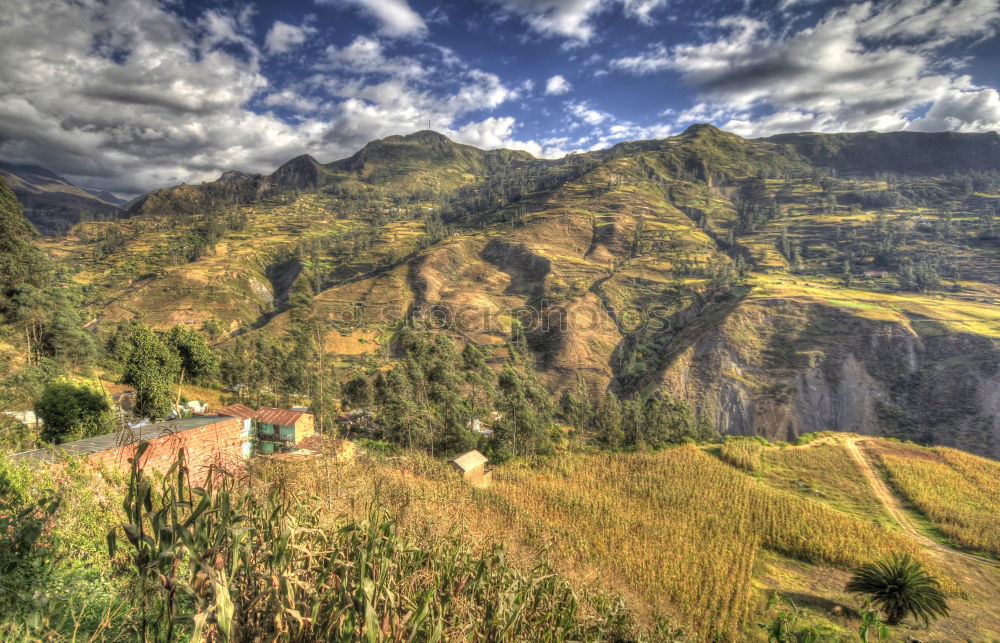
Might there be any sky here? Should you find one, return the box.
[2,0,1000,196]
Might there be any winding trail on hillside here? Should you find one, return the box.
[844,438,1000,569]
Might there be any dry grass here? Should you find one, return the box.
[749,275,1000,338]
[760,441,891,521]
[278,445,930,641]
[873,441,1000,556]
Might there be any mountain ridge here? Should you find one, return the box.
[125,125,1000,218]
[35,125,1000,459]
[0,161,124,234]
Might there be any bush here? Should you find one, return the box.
[0,477,60,630]
[35,379,114,444]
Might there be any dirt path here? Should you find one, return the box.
[844,437,1000,569]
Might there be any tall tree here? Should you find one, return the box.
[44,294,97,369]
[374,367,422,448]
[122,324,181,420]
[0,178,51,365]
[595,391,624,448]
[0,178,49,322]
[165,325,219,384]
[461,342,495,426]
[621,395,645,446]
[495,366,553,457]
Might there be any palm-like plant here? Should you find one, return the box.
[846,554,949,626]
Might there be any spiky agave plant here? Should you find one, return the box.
[845,554,949,626]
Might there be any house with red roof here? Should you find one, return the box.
[255,407,315,454]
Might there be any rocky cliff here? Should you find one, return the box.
[656,289,1000,458]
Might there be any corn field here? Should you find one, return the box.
[282,445,943,640]
[4,438,964,642]
[761,442,892,521]
[447,446,926,641]
[103,444,641,642]
[874,441,1000,556]
[719,438,764,472]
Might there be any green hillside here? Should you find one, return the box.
[4,126,1000,639]
[27,125,1000,459]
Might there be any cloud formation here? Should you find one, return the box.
[2,0,999,198]
[612,1,1000,136]
[318,0,428,38]
[489,0,666,43]
[264,20,317,55]
[0,0,541,194]
[568,101,610,126]
[545,74,572,95]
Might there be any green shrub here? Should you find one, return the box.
[36,378,114,444]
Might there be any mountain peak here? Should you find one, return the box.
[405,130,452,142]
[270,154,326,189]
[680,123,724,137]
[277,154,321,168]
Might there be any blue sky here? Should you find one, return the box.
[2,0,1000,195]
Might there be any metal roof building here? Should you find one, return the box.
[215,403,258,420]
[10,417,230,464]
[449,450,489,473]
[257,407,307,426]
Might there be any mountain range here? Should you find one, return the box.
[4,125,1000,640]
[22,125,1000,458]
[0,162,124,235]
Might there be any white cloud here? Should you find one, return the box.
[0,0,296,193]
[610,0,1000,136]
[489,0,666,43]
[0,0,524,195]
[621,0,667,24]
[910,83,1000,132]
[587,121,673,148]
[320,36,427,79]
[263,89,322,112]
[568,100,609,125]
[306,39,521,157]
[491,0,606,42]
[264,21,317,55]
[545,74,572,95]
[318,0,428,38]
[452,116,571,157]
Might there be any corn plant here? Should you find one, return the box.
[0,496,60,630]
[107,441,638,642]
[875,442,1000,555]
[756,595,820,643]
[719,437,765,472]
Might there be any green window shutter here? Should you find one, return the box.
[279,425,295,440]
